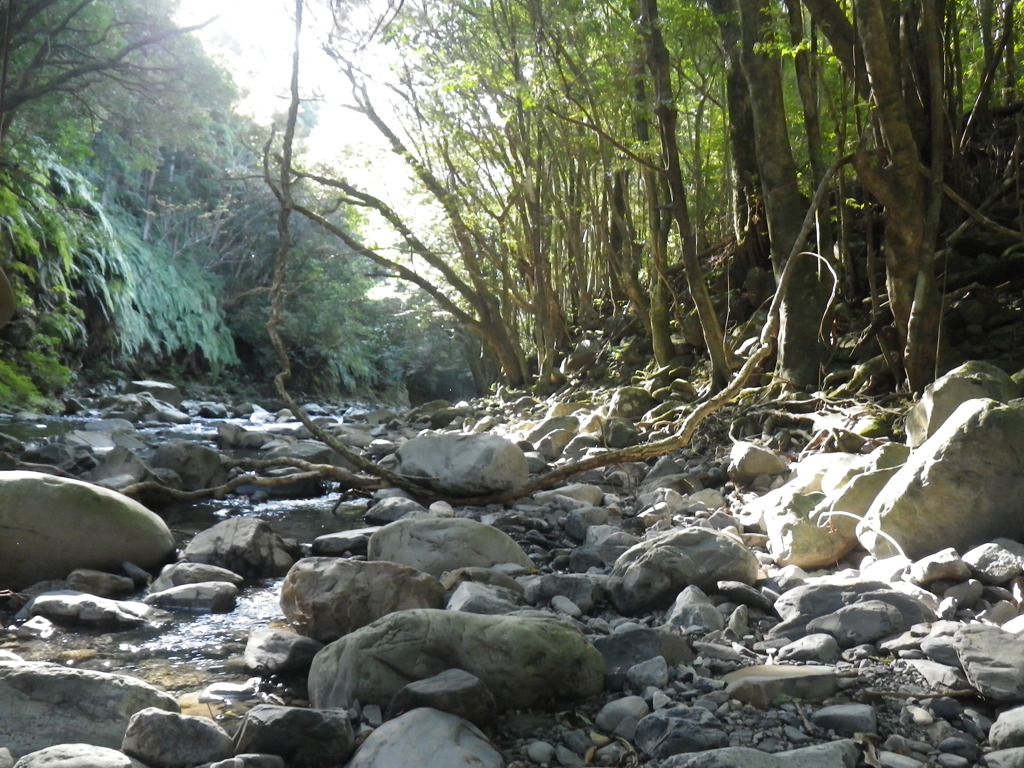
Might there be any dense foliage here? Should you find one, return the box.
[2,0,1023,411]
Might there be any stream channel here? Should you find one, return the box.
[0,412,371,717]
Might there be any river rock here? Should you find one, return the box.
[664,584,725,633]
[232,704,355,768]
[126,380,183,407]
[366,516,533,577]
[634,705,729,759]
[385,668,497,726]
[858,398,1024,559]
[657,739,859,768]
[445,580,526,614]
[279,557,445,642]
[150,562,245,592]
[345,708,503,768]
[954,623,1024,701]
[65,568,136,597]
[805,598,910,647]
[607,527,759,615]
[0,471,175,590]
[363,495,430,524]
[244,627,324,674]
[990,705,1024,750]
[149,440,228,491]
[392,433,528,495]
[11,743,150,768]
[722,665,839,707]
[308,609,604,711]
[144,581,238,613]
[179,517,294,579]
[770,579,935,640]
[122,707,233,768]
[728,441,789,486]
[19,591,169,628]
[0,660,178,753]
[905,360,1019,447]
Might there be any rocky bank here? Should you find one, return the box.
[5,363,1024,766]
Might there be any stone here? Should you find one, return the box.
[520,572,608,614]
[594,627,695,691]
[149,440,228,491]
[19,591,168,628]
[955,624,1024,701]
[664,584,725,633]
[364,496,430,524]
[728,441,789,485]
[905,360,1019,447]
[776,633,842,664]
[64,568,136,598]
[805,599,909,647]
[0,660,178,754]
[144,581,238,613]
[634,706,729,759]
[310,527,377,557]
[722,665,838,707]
[344,708,503,768]
[150,562,244,593]
[0,471,175,590]
[393,433,528,496]
[308,609,604,711]
[386,668,497,726]
[769,579,936,641]
[962,539,1024,584]
[656,739,860,768]
[987,748,1024,768]
[991,705,1024,750]
[126,380,183,407]
[232,704,356,768]
[122,707,233,768]
[811,703,878,735]
[604,386,657,419]
[858,399,1024,559]
[244,626,324,674]
[280,557,445,642]
[179,517,294,579]
[367,516,533,577]
[595,695,650,737]
[607,527,759,615]
[11,744,149,768]
[908,548,972,585]
[446,580,526,614]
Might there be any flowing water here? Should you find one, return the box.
[0,413,371,717]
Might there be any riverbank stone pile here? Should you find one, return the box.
[6,362,1024,765]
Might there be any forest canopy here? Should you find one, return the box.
[0,0,1022,410]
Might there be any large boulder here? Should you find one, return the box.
[121,707,234,768]
[905,360,1018,447]
[308,609,604,711]
[0,471,175,590]
[149,440,229,491]
[179,517,294,579]
[393,433,528,496]
[367,516,533,577]
[607,527,759,615]
[280,557,445,642]
[0,660,178,754]
[858,398,1024,559]
[232,704,356,768]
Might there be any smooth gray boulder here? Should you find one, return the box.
[607,528,759,615]
[769,579,935,641]
[393,433,528,496]
[232,704,355,768]
[279,557,445,642]
[367,516,533,577]
[905,360,1018,447]
[244,627,324,674]
[0,471,175,590]
[12,743,149,768]
[19,590,169,628]
[386,668,497,726]
[0,660,178,754]
[955,624,1024,701]
[308,609,604,711]
[858,398,1024,559]
[179,517,294,578]
[122,707,233,768]
[149,440,228,491]
[344,708,503,768]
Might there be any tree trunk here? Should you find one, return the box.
[737,0,828,389]
[639,0,732,390]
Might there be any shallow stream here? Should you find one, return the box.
[0,413,370,711]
